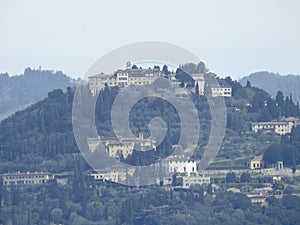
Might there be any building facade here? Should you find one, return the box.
[252,117,299,135]
[191,73,205,95]
[173,172,210,189]
[211,86,232,97]
[250,155,264,170]
[2,172,54,186]
[166,155,197,176]
[90,168,135,183]
[88,67,163,95]
[87,133,156,159]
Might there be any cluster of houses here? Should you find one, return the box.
[88,64,232,97]
[90,155,211,189]
[1,155,210,190]
[87,133,157,159]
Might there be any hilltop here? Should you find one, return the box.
[0,67,76,121]
[1,64,299,172]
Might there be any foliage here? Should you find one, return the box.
[226,172,237,183]
[263,126,300,166]
[0,68,74,121]
[240,172,252,183]
[1,177,299,225]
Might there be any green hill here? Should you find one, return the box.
[0,71,300,172]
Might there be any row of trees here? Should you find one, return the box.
[225,171,252,183]
[1,171,300,225]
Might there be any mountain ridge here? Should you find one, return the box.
[239,71,300,103]
[0,67,76,121]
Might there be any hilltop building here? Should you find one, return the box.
[88,67,163,96]
[88,64,232,98]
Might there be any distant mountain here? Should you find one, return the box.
[240,71,300,103]
[0,68,76,121]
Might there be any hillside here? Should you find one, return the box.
[0,68,76,121]
[240,71,300,103]
[1,71,300,172]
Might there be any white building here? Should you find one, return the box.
[90,168,134,183]
[166,155,197,176]
[211,86,232,97]
[1,172,54,186]
[252,117,299,135]
[181,174,210,189]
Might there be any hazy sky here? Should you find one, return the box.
[1,0,299,79]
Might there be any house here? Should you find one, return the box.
[252,117,299,135]
[250,155,264,170]
[1,172,54,186]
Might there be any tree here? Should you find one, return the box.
[267,99,280,119]
[258,106,272,122]
[179,81,185,88]
[50,208,63,224]
[246,80,251,88]
[195,82,199,95]
[276,91,284,116]
[207,183,213,195]
[162,65,169,76]
[132,64,138,69]
[226,172,236,183]
[240,172,252,183]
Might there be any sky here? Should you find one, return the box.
[0,0,299,80]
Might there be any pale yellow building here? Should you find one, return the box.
[87,133,156,159]
[250,155,264,170]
